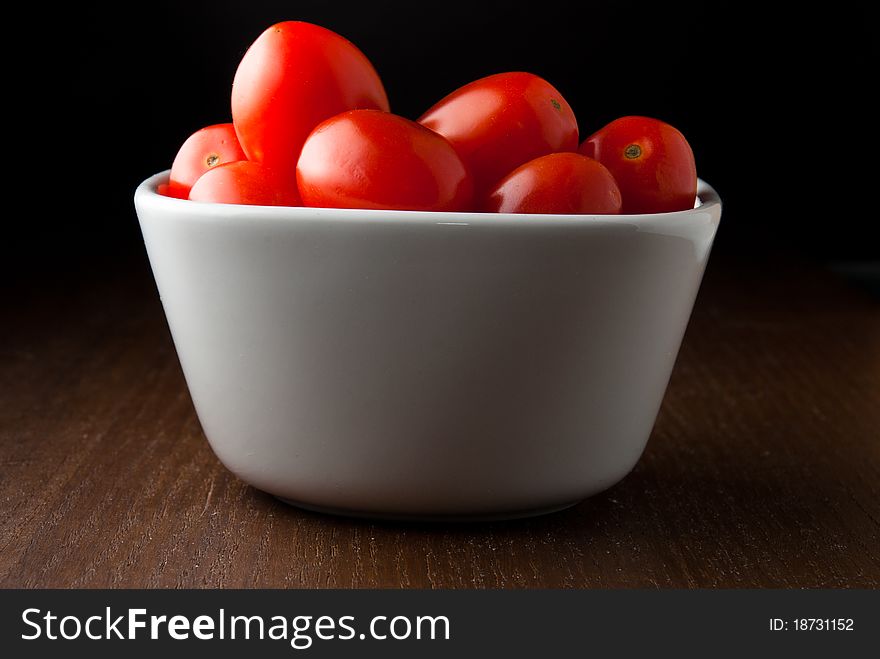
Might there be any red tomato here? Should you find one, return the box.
[297,109,473,212]
[168,123,246,198]
[232,21,390,182]
[483,153,621,215]
[579,116,697,214]
[188,161,300,206]
[418,72,579,196]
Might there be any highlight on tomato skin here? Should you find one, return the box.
[418,72,579,198]
[296,109,474,212]
[232,21,390,183]
[167,123,246,199]
[160,20,705,217]
[188,161,301,206]
[483,152,622,215]
[580,116,697,214]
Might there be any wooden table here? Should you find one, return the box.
[2,252,878,588]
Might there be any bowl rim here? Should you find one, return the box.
[135,169,721,226]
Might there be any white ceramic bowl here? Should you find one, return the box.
[135,171,721,520]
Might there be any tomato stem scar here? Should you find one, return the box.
[624,144,642,159]
[550,98,561,111]
[206,154,220,167]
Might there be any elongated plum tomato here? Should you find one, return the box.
[188,161,300,206]
[418,72,579,196]
[297,110,473,212]
[580,116,697,214]
[483,153,621,215]
[232,21,390,182]
[167,123,246,198]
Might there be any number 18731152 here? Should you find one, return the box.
[770,618,854,631]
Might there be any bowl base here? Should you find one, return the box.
[274,497,582,522]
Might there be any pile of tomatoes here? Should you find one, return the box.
[163,21,697,215]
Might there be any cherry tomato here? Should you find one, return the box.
[167,123,246,199]
[232,21,390,182]
[483,152,621,215]
[297,110,473,212]
[188,161,300,206]
[418,72,579,196]
[579,116,697,214]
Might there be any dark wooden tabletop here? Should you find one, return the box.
[2,253,878,589]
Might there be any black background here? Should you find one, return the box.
[6,1,876,282]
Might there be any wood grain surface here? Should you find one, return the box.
[1,254,878,588]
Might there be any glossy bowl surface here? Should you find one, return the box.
[135,171,721,520]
